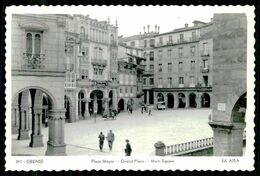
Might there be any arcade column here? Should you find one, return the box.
[29,107,44,147]
[84,99,90,119]
[17,105,30,140]
[174,93,178,109]
[12,105,20,134]
[45,109,66,156]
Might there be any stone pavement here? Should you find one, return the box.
[12,108,213,156]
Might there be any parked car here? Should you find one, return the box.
[157,101,166,110]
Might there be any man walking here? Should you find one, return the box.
[106,130,115,151]
[124,139,132,156]
[98,132,105,151]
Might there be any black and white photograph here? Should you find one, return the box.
[5,5,255,171]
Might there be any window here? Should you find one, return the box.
[158,78,162,86]
[98,68,103,75]
[130,41,135,47]
[191,60,195,71]
[143,78,146,85]
[158,64,162,72]
[130,87,133,93]
[202,42,208,55]
[94,67,98,75]
[167,49,172,58]
[150,51,154,61]
[169,36,172,43]
[180,34,184,42]
[120,88,122,93]
[158,50,162,58]
[130,49,133,55]
[26,32,42,55]
[190,76,195,84]
[192,31,196,41]
[168,63,172,72]
[179,77,184,84]
[168,77,172,87]
[190,46,195,56]
[150,78,154,85]
[150,64,154,71]
[150,39,155,47]
[178,61,183,71]
[80,26,86,38]
[178,47,183,57]
[203,59,208,68]
[159,37,163,45]
[144,40,147,47]
[125,87,128,93]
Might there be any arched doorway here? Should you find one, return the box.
[118,99,125,112]
[231,93,246,123]
[178,93,186,108]
[64,95,71,121]
[157,93,164,102]
[89,90,104,114]
[12,88,55,148]
[167,93,174,108]
[189,93,197,108]
[109,90,113,109]
[201,93,210,108]
[78,90,86,118]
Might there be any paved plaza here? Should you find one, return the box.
[12,109,213,156]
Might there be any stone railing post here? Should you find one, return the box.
[154,141,166,156]
[45,109,66,156]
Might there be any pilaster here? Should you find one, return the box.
[17,106,30,140]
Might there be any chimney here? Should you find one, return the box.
[143,26,146,33]
[185,23,188,28]
[115,19,118,27]
[107,16,110,24]
[147,25,150,33]
[139,32,141,35]
[155,25,157,33]
[210,18,213,22]
[158,26,160,33]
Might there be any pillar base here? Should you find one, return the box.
[12,125,19,135]
[209,121,246,156]
[45,141,66,156]
[17,130,29,140]
[29,134,44,147]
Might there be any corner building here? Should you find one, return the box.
[63,15,119,122]
[120,21,213,109]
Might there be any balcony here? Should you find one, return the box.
[91,58,107,66]
[200,50,210,57]
[79,34,88,41]
[23,53,46,69]
[200,66,210,73]
[143,70,153,75]
[189,37,199,42]
[64,82,76,89]
[166,41,173,45]
[77,80,91,87]
[137,64,145,71]
[65,63,74,71]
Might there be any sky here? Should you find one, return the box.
[65,6,253,37]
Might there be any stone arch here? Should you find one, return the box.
[157,93,164,102]
[89,89,105,115]
[189,93,197,108]
[178,93,186,108]
[78,89,87,118]
[167,93,174,108]
[13,86,57,109]
[231,93,246,123]
[64,95,72,121]
[201,93,210,108]
[118,98,125,112]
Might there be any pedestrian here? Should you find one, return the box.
[106,130,115,151]
[45,117,48,128]
[148,106,152,116]
[129,106,133,114]
[124,139,132,156]
[98,132,105,151]
[141,106,144,114]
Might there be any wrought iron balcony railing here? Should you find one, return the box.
[91,58,107,66]
[23,53,46,69]
[200,66,210,73]
[200,50,210,57]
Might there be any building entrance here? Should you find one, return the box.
[89,90,104,114]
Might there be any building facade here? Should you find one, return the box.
[119,22,213,109]
[11,14,68,155]
[63,15,119,122]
